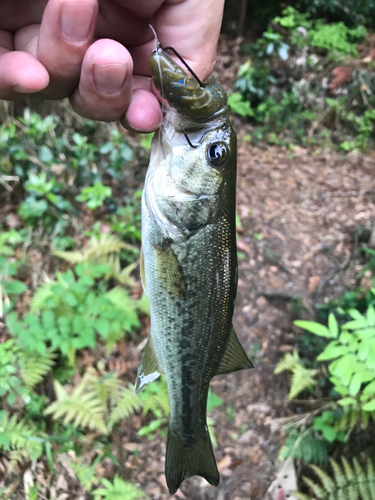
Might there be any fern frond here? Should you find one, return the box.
[274,350,300,374]
[289,364,318,399]
[0,414,44,470]
[280,428,328,465]
[108,386,142,429]
[44,379,108,434]
[295,458,375,500]
[54,235,132,265]
[70,461,100,490]
[29,281,55,313]
[141,381,170,417]
[19,349,56,390]
[53,235,136,284]
[92,475,147,500]
[334,407,375,433]
[93,372,123,405]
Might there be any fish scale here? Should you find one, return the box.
[136,44,253,494]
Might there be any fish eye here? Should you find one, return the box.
[207,142,230,167]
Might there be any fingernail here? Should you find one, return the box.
[61,2,95,42]
[93,64,127,94]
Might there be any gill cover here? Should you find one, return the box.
[149,46,228,121]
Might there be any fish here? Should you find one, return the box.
[136,43,253,494]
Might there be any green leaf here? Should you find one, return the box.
[367,306,375,326]
[64,292,78,306]
[349,372,362,396]
[338,397,357,406]
[329,355,356,386]
[342,318,368,330]
[207,391,223,412]
[363,399,375,411]
[328,313,339,338]
[317,342,349,361]
[96,319,110,338]
[363,380,375,395]
[3,280,27,295]
[294,320,332,338]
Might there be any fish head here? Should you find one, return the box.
[144,111,236,241]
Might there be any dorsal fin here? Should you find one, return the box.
[216,326,253,375]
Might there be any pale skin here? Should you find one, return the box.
[0,0,225,132]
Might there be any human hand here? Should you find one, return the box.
[0,0,225,132]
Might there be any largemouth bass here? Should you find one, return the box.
[136,44,253,494]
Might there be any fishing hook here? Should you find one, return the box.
[181,126,206,149]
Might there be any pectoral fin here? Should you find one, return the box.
[216,326,254,375]
[135,336,162,394]
[155,242,186,300]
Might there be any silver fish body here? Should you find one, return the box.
[136,46,252,494]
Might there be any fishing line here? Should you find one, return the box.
[149,24,165,153]
[161,46,203,87]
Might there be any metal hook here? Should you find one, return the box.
[181,126,206,149]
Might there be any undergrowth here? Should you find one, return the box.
[230,6,375,150]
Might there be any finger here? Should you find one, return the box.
[155,0,225,81]
[0,51,49,100]
[69,38,133,122]
[121,87,162,132]
[36,0,98,99]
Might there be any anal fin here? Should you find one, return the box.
[135,336,162,394]
[216,326,254,376]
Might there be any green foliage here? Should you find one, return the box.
[274,349,318,399]
[6,263,140,361]
[18,171,75,230]
[279,427,329,465]
[0,110,135,235]
[76,182,112,210]
[232,7,374,149]
[53,234,137,284]
[296,308,375,410]
[313,411,346,443]
[0,340,25,404]
[138,378,170,439]
[0,412,44,469]
[70,460,101,490]
[19,349,56,391]
[309,22,366,56]
[295,458,375,500]
[107,196,142,243]
[45,369,142,434]
[274,7,366,55]
[228,92,254,117]
[92,475,147,500]
[0,229,27,316]
[295,0,375,25]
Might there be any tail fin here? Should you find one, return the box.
[165,426,219,494]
